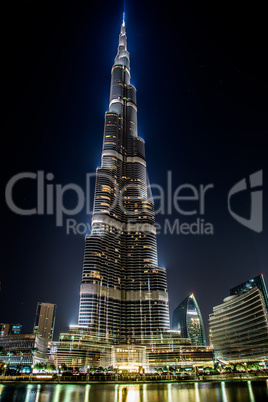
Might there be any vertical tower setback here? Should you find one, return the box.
[78,15,170,344]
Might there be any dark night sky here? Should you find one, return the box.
[1,0,267,341]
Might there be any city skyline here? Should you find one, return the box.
[1,1,267,341]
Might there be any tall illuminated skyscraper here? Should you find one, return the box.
[78,14,170,344]
[172,294,206,346]
[33,302,57,342]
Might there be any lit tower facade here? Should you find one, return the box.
[230,274,268,313]
[33,302,57,342]
[78,15,170,344]
[172,294,206,346]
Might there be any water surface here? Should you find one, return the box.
[0,381,268,401]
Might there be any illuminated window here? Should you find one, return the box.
[88,271,100,279]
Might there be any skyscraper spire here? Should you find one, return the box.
[114,12,129,69]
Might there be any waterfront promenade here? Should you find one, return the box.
[1,371,268,384]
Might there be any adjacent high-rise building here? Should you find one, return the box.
[209,277,268,362]
[0,323,22,336]
[230,274,268,312]
[78,14,170,344]
[172,294,206,346]
[33,302,56,342]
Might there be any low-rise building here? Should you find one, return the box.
[49,327,213,372]
[0,334,47,368]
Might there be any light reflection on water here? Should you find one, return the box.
[0,381,267,402]
[247,380,255,402]
[221,381,228,402]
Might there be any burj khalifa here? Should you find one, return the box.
[78,14,170,345]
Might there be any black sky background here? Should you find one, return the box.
[1,0,267,341]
